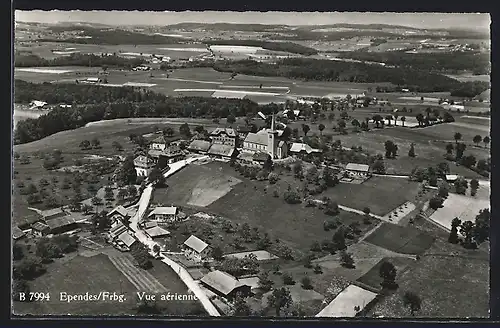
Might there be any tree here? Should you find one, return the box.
[179,123,191,138]
[454,132,462,144]
[127,185,138,198]
[163,127,174,137]
[13,243,24,261]
[415,113,424,126]
[332,228,346,251]
[445,143,454,155]
[12,278,31,302]
[448,217,461,244]
[324,199,340,216]
[438,183,449,199]
[301,124,310,136]
[13,256,46,280]
[117,188,128,201]
[473,135,482,146]
[455,143,466,160]
[474,209,490,244]
[340,251,355,269]
[454,177,468,195]
[148,168,166,186]
[267,287,293,316]
[152,244,161,257]
[483,136,490,148]
[408,143,416,157]
[460,220,477,249]
[211,246,224,261]
[429,197,444,210]
[313,264,323,274]
[227,114,236,125]
[258,270,273,292]
[372,114,383,128]
[318,123,325,135]
[403,291,422,316]
[372,160,386,174]
[282,272,295,285]
[384,140,398,158]
[379,261,398,290]
[400,116,406,127]
[131,243,152,269]
[91,138,101,149]
[301,276,313,290]
[36,238,62,262]
[112,141,123,151]
[79,140,91,150]
[232,293,251,316]
[470,179,479,196]
[385,115,393,126]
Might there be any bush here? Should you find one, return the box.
[429,197,444,210]
[283,189,301,204]
[268,172,279,184]
[282,273,295,285]
[301,276,313,290]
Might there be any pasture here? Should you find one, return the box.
[322,176,420,216]
[368,239,489,318]
[363,223,435,255]
[356,256,416,292]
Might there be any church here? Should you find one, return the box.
[242,114,288,159]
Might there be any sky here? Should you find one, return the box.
[15,11,490,32]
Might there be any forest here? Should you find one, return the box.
[204,40,318,55]
[212,58,490,96]
[336,51,491,75]
[15,53,145,69]
[14,80,262,144]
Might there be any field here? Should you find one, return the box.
[429,186,490,230]
[13,254,139,315]
[368,239,489,318]
[322,176,420,216]
[356,256,417,291]
[363,223,435,255]
[156,161,378,253]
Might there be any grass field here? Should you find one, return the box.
[367,239,489,317]
[363,223,435,255]
[322,176,420,216]
[356,256,417,291]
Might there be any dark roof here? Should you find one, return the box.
[152,135,168,144]
[208,144,235,157]
[109,223,128,238]
[188,140,211,152]
[45,216,77,230]
[40,208,66,220]
[236,125,252,133]
[32,221,50,232]
[210,127,237,138]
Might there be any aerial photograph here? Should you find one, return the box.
[11,10,490,318]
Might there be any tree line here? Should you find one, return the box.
[14,80,263,144]
[212,58,489,96]
[337,51,491,75]
[204,39,318,55]
[15,53,145,69]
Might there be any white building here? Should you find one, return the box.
[182,235,211,262]
[133,155,155,177]
[147,206,178,222]
[346,163,370,178]
[242,114,287,159]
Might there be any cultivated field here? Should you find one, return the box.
[356,256,416,291]
[363,223,435,255]
[322,176,420,216]
[368,239,489,318]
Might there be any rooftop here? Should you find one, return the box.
[134,155,155,167]
[108,205,128,218]
[117,232,136,248]
[141,221,158,229]
[183,235,209,254]
[12,226,26,240]
[32,221,50,232]
[148,206,178,216]
[188,139,212,152]
[109,223,128,238]
[244,132,268,146]
[210,127,237,138]
[40,207,66,219]
[45,215,77,230]
[316,284,377,318]
[145,226,171,238]
[290,142,321,154]
[200,270,250,296]
[346,163,370,172]
[208,144,236,157]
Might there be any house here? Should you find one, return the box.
[210,128,238,147]
[29,100,48,110]
[85,77,101,84]
[242,114,287,159]
[150,135,169,151]
[107,205,130,225]
[182,235,211,262]
[31,221,50,237]
[108,222,129,240]
[144,226,171,239]
[45,215,78,235]
[40,208,67,221]
[188,140,212,154]
[200,270,252,300]
[148,206,178,222]
[115,231,137,251]
[12,226,26,240]
[133,155,155,177]
[345,163,370,178]
[148,144,185,166]
[208,144,238,159]
[289,143,322,157]
[445,174,459,182]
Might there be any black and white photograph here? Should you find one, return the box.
[11,9,491,319]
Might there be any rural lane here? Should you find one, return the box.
[127,156,220,316]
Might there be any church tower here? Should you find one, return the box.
[267,113,278,159]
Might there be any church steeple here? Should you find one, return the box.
[268,112,278,159]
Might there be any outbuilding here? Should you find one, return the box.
[200,270,252,300]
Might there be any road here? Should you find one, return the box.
[126,156,220,316]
